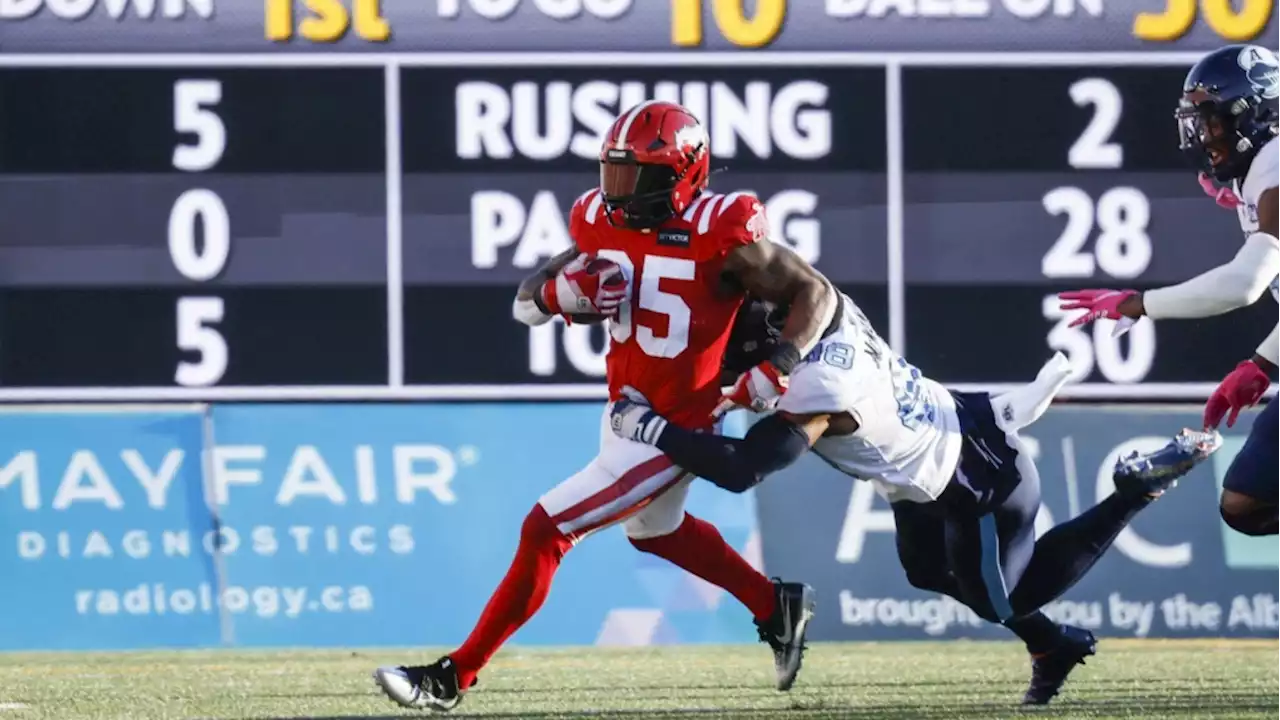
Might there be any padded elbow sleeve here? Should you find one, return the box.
[740,414,814,481]
[654,413,813,494]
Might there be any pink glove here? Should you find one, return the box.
[1057,289,1138,328]
[1204,359,1271,429]
[1198,173,1241,210]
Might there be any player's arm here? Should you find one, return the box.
[612,392,829,492]
[1241,186,1280,374]
[514,191,628,326]
[1253,323,1279,374]
[724,240,836,370]
[1060,188,1279,325]
[1125,187,1279,320]
[511,245,581,326]
[715,239,836,413]
[1167,188,1280,425]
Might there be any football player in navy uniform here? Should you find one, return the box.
[1060,44,1279,538]
[616,291,1220,706]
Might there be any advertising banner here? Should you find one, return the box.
[757,406,1277,640]
[0,403,761,650]
[0,402,1273,649]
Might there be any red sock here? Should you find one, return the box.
[450,505,572,687]
[629,514,776,621]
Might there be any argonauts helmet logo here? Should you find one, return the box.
[1237,45,1279,100]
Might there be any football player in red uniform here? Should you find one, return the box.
[373,101,839,712]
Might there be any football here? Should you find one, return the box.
[567,256,627,325]
[583,256,627,289]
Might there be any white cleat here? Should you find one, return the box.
[1114,428,1222,498]
[372,660,466,713]
[372,666,429,711]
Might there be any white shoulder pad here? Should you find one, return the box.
[776,348,860,416]
[1242,137,1279,207]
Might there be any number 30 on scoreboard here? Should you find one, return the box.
[1133,0,1273,42]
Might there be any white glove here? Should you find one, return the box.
[714,361,789,417]
[609,386,668,445]
[540,254,628,316]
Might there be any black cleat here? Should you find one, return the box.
[1114,429,1222,499]
[1022,625,1097,705]
[754,578,816,692]
[372,656,474,712]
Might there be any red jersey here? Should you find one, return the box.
[570,188,768,429]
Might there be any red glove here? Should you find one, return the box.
[1057,288,1138,328]
[1204,359,1271,429]
[715,362,788,416]
[540,254,628,317]
[1198,172,1242,210]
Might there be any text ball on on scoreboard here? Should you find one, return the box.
[897,65,1265,387]
[0,68,391,388]
[395,65,891,385]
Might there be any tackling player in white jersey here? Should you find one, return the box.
[610,288,1221,706]
[1059,44,1279,538]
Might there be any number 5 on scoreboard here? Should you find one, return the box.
[173,79,225,173]
[176,298,229,387]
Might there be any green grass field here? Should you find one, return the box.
[0,640,1274,719]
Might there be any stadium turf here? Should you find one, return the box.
[0,640,1274,719]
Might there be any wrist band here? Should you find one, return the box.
[769,342,802,374]
[1253,318,1279,368]
[513,296,553,326]
[537,278,559,315]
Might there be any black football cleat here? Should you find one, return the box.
[754,578,816,692]
[1022,624,1097,705]
[1114,429,1222,499]
[372,656,474,712]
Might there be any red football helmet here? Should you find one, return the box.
[599,101,711,230]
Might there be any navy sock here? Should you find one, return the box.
[1004,612,1063,654]
[1008,492,1149,615]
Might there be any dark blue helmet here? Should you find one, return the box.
[1176,44,1279,182]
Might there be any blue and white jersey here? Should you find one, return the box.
[1233,136,1279,301]
[775,293,961,504]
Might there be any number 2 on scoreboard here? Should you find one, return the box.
[1067,77,1122,170]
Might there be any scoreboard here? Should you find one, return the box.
[900,64,1276,387]
[0,54,1275,401]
